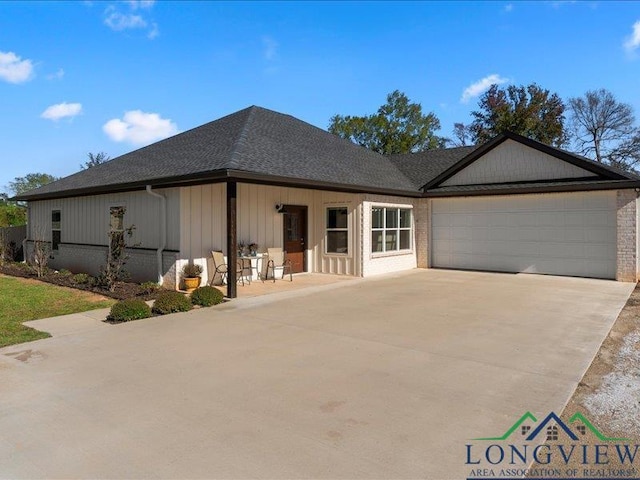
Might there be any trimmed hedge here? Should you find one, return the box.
[107,298,152,323]
[152,291,192,315]
[190,286,224,307]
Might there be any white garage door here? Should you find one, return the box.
[431,191,617,279]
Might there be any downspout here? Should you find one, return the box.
[146,185,166,285]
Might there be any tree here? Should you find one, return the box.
[469,83,568,147]
[82,151,110,169]
[0,192,26,227]
[568,89,640,171]
[0,201,26,227]
[9,173,58,196]
[329,90,445,154]
[449,123,473,147]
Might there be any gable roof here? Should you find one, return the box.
[423,131,636,191]
[14,109,640,202]
[15,106,419,201]
[387,146,477,190]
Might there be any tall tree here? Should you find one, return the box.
[449,122,473,147]
[9,173,58,196]
[469,83,568,147]
[568,89,640,171]
[329,90,445,154]
[0,192,26,226]
[82,151,110,169]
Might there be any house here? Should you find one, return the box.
[15,106,640,296]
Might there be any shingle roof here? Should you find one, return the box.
[16,106,418,200]
[388,146,478,190]
[14,106,640,202]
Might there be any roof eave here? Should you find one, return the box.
[424,180,640,198]
[15,169,421,202]
[421,132,630,191]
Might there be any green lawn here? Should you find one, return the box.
[0,275,115,348]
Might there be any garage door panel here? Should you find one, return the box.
[431,192,616,279]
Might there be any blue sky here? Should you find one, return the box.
[1,1,639,192]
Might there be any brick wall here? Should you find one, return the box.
[414,199,429,268]
[616,189,638,282]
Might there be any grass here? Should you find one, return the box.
[0,275,115,348]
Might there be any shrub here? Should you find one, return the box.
[190,286,224,307]
[58,269,72,276]
[72,273,91,284]
[107,299,152,323]
[140,281,160,295]
[181,263,203,278]
[152,291,192,315]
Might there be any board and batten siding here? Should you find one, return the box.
[27,188,180,250]
[441,139,597,186]
[179,183,363,284]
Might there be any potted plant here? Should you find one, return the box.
[249,243,258,256]
[181,263,203,291]
[237,241,246,257]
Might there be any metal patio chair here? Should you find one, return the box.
[265,247,293,282]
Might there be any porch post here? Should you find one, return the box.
[226,180,238,298]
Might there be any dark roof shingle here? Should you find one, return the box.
[15,107,640,201]
[17,106,418,200]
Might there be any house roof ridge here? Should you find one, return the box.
[228,105,258,170]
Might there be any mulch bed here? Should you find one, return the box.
[0,262,168,301]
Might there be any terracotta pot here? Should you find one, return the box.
[183,276,201,291]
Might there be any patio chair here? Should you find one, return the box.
[265,247,293,282]
[210,251,246,286]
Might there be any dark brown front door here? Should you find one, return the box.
[283,205,307,273]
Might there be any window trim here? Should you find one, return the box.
[370,205,413,256]
[51,209,61,251]
[109,205,125,233]
[325,206,349,256]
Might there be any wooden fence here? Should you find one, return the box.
[0,225,27,261]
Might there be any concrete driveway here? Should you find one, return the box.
[0,269,633,479]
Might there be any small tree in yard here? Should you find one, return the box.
[30,228,50,278]
[97,207,137,292]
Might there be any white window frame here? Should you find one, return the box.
[325,206,349,256]
[371,206,413,255]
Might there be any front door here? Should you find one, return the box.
[283,205,307,273]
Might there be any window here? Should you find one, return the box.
[371,207,412,253]
[110,206,125,232]
[546,426,558,441]
[109,206,125,253]
[326,207,348,254]
[51,210,61,251]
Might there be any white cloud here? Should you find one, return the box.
[103,3,158,38]
[460,74,509,103]
[104,9,147,31]
[0,51,34,84]
[46,68,65,80]
[262,36,278,60]
[147,22,159,39]
[624,20,640,54]
[41,102,83,121]
[103,110,178,145]
[126,0,155,9]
